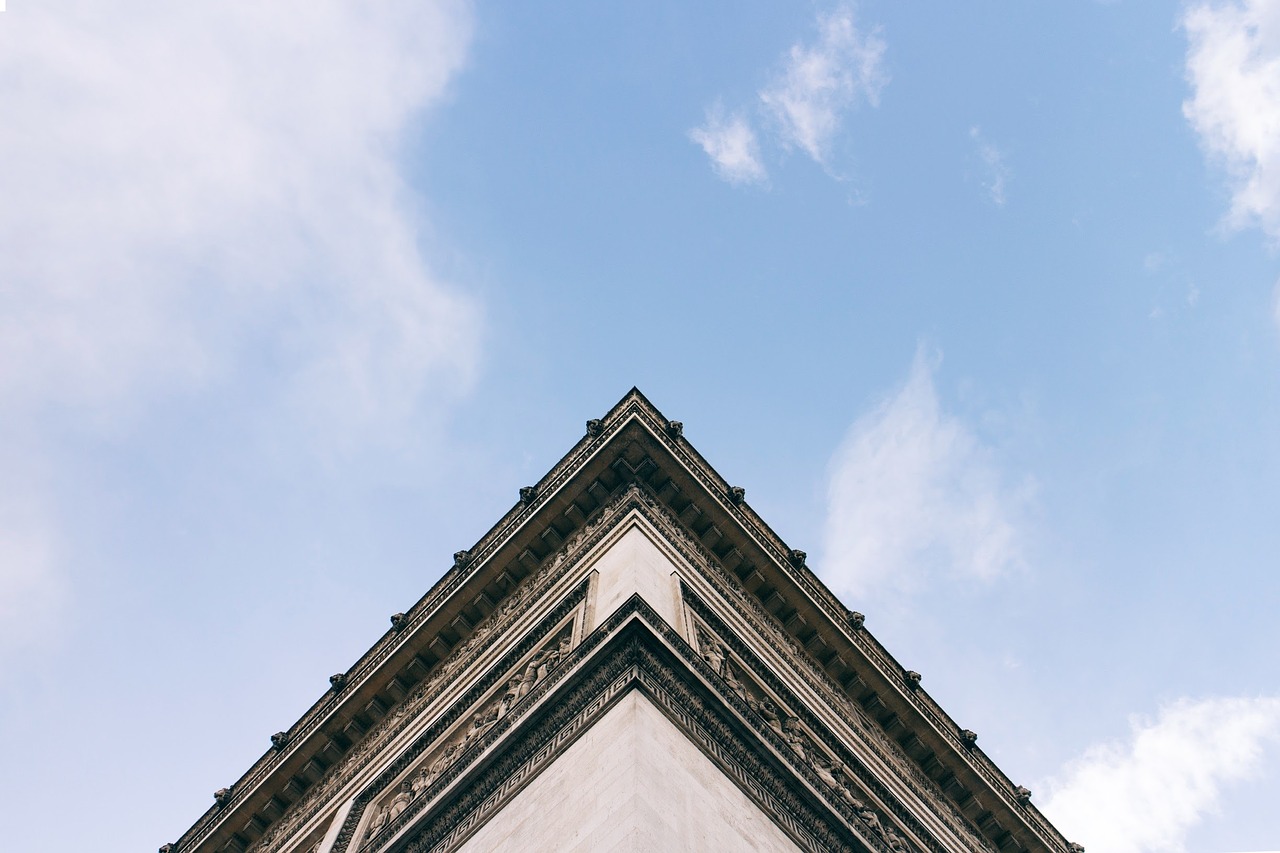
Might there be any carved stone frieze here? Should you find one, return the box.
[626,401,1062,842]
[692,622,916,852]
[615,478,998,851]
[374,602,881,853]
[687,594,996,853]
[358,624,576,848]
[185,410,641,848]
[248,578,589,853]
[249,484,667,852]
[582,481,990,848]
[173,392,1074,853]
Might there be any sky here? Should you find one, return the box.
[1,2,1278,851]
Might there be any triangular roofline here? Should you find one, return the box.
[169,388,1077,853]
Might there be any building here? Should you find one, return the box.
[164,389,1082,853]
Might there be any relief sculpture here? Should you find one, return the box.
[362,625,575,845]
[695,623,914,852]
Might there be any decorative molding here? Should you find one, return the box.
[359,623,576,848]
[588,481,994,850]
[324,585,591,853]
[249,578,589,853]
[172,392,1072,853]
[690,621,914,851]
[252,483,665,852]
[685,591,994,853]
[619,396,1063,842]
[375,602,885,853]
[184,395,646,849]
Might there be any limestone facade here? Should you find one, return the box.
[163,390,1083,853]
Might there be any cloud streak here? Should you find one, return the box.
[970,126,1011,207]
[759,4,887,167]
[1043,696,1280,853]
[1183,1,1280,241]
[691,2,886,183]
[689,105,768,185]
[821,347,1031,601]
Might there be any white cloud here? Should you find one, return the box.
[1182,1,1280,240]
[689,105,767,185]
[820,347,1031,600]
[970,126,1011,207]
[0,0,478,652]
[0,0,479,430]
[691,2,886,184]
[759,3,887,167]
[1042,697,1280,853]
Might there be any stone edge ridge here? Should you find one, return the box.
[604,392,1072,850]
[171,388,1073,853]
[172,392,641,850]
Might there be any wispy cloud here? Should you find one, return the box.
[1182,1,1280,241]
[1042,697,1280,853]
[691,2,886,183]
[970,126,1011,206]
[0,0,479,430]
[0,0,478,654]
[759,4,887,167]
[820,346,1032,600]
[689,105,767,185]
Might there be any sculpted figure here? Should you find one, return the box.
[886,829,910,851]
[387,782,412,821]
[780,717,809,761]
[367,805,388,836]
[751,696,786,738]
[699,634,727,676]
[856,804,886,836]
[464,704,500,750]
[532,645,556,681]
[810,750,841,788]
[720,663,748,699]
[514,661,539,698]
[530,654,551,685]
[499,673,525,715]
[411,768,430,797]
[428,741,460,781]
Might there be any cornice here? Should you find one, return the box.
[371,598,883,853]
[167,389,1077,853]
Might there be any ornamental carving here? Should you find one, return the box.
[694,623,914,852]
[384,601,875,853]
[359,625,576,847]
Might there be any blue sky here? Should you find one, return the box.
[1,2,1279,851]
